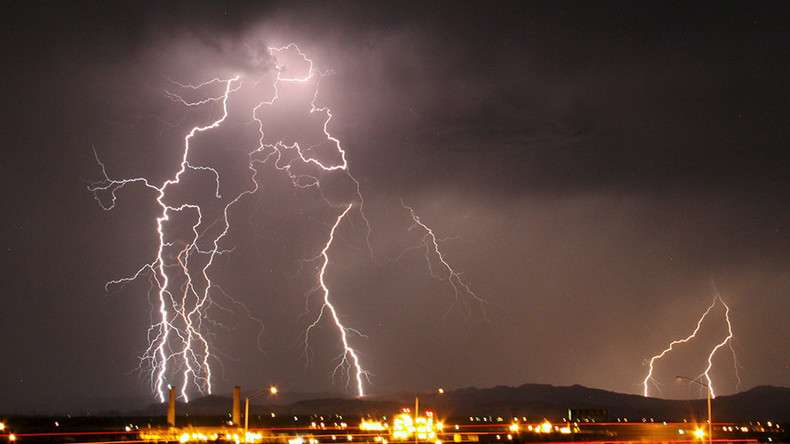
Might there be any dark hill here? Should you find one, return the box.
[136,384,790,423]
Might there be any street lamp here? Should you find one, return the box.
[676,376,712,444]
[245,386,278,439]
[413,389,445,444]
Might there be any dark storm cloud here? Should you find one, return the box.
[296,1,790,199]
[295,0,790,397]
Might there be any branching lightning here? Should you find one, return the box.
[90,43,481,401]
[642,285,741,398]
[402,200,487,317]
[695,286,741,397]
[304,203,370,395]
[90,76,243,402]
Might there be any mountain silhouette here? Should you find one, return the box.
[133,384,790,422]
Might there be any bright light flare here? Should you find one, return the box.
[360,421,387,432]
[392,413,442,441]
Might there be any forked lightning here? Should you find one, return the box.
[90,43,481,401]
[642,286,740,398]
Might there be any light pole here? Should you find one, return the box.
[676,376,712,444]
[414,396,419,444]
[412,388,444,444]
[245,386,278,440]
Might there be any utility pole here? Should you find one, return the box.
[677,376,712,444]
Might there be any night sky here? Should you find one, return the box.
[2,1,789,413]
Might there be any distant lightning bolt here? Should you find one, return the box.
[90,43,481,401]
[642,297,717,398]
[402,201,487,317]
[697,286,742,398]
[642,286,740,398]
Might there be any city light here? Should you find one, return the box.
[360,421,387,431]
[141,428,263,444]
[392,412,443,442]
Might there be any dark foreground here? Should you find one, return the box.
[1,414,787,444]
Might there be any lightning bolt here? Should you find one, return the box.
[696,286,742,398]
[90,43,482,401]
[90,76,243,402]
[401,201,487,317]
[304,203,369,395]
[642,285,741,398]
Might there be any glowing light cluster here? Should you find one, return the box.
[90,43,482,401]
[392,412,443,442]
[140,428,256,444]
[360,421,388,432]
[642,286,741,398]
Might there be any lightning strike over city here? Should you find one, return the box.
[86,42,484,401]
[5,1,790,419]
[642,286,741,398]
